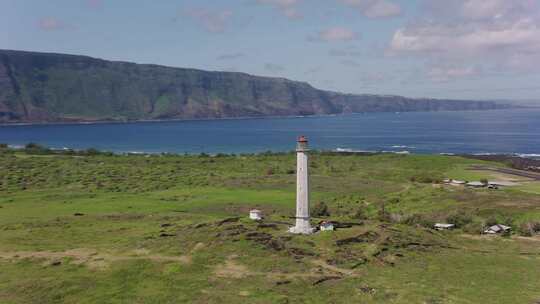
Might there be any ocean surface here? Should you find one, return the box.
[1,109,540,156]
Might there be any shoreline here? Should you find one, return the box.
[0,107,519,128]
[3,144,540,161]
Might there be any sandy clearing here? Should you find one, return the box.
[0,248,191,270]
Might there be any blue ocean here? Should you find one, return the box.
[1,109,539,156]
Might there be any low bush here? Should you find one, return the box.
[312,201,330,217]
[24,143,50,154]
[463,220,486,234]
[486,216,499,227]
[404,214,435,228]
[409,174,442,184]
[518,221,540,237]
[352,207,367,220]
[446,211,473,228]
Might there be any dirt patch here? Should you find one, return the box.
[312,276,342,285]
[0,248,191,270]
[515,235,540,243]
[102,214,146,221]
[191,242,206,252]
[311,259,355,276]
[212,255,359,281]
[214,256,250,279]
[216,217,240,226]
[336,231,379,246]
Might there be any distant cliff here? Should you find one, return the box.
[0,49,511,123]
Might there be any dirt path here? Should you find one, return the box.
[469,166,540,180]
[310,259,356,276]
[213,255,358,281]
[0,248,191,269]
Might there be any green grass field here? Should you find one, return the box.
[1,149,539,303]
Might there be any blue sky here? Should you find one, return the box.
[2,0,540,100]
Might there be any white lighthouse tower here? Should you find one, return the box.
[289,136,315,234]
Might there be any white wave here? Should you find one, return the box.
[391,145,416,149]
[516,153,540,158]
[335,147,377,153]
[8,144,24,149]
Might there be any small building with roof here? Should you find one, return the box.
[467,181,486,188]
[434,223,455,230]
[249,209,263,221]
[319,221,335,231]
[484,224,511,234]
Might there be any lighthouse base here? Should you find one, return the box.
[288,220,315,235]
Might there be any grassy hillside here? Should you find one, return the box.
[0,50,510,123]
[1,148,539,303]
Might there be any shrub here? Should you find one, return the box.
[286,169,295,175]
[409,172,442,184]
[480,178,489,185]
[446,212,473,228]
[404,214,435,228]
[352,207,367,220]
[85,148,101,155]
[389,212,405,223]
[25,142,42,149]
[312,201,330,217]
[463,220,485,234]
[486,216,498,227]
[0,143,7,149]
[266,168,275,176]
[388,197,400,204]
[518,222,540,237]
[24,143,50,154]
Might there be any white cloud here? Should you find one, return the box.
[264,63,285,72]
[340,59,362,67]
[389,0,540,78]
[329,46,363,57]
[316,27,358,42]
[427,65,479,82]
[38,17,68,31]
[217,53,245,60]
[358,71,394,86]
[185,8,233,33]
[256,0,303,19]
[459,0,535,21]
[86,0,103,9]
[336,0,401,18]
[391,20,540,54]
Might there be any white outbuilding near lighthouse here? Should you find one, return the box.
[249,209,263,221]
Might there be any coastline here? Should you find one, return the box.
[0,107,518,128]
[3,143,540,161]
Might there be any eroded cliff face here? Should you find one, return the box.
[0,49,510,124]
[0,55,22,122]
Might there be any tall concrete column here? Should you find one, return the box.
[289,136,314,234]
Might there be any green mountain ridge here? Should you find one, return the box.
[0,49,511,123]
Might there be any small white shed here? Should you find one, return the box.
[319,221,335,231]
[434,223,455,230]
[249,209,263,221]
[484,224,511,234]
[467,181,485,188]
